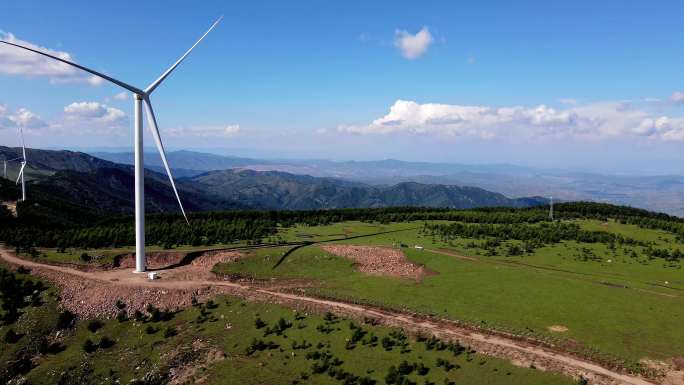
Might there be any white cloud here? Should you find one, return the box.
[338,99,684,141]
[559,98,578,105]
[394,27,433,59]
[672,91,684,104]
[0,104,14,129]
[0,31,102,86]
[64,101,126,124]
[9,108,47,128]
[113,92,129,101]
[165,124,241,138]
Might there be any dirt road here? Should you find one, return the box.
[0,248,662,385]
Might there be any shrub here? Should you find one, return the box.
[436,358,457,372]
[397,360,415,375]
[416,363,430,375]
[4,329,20,343]
[291,340,311,350]
[254,318,267,329]
[87,320,103,333]
[80,252,91,262]
[149,308,162,322]
[245,338,279,355]
[133,310,145,322]
[116,310,128,323]
[99,336,115,349]
[381,336,395,350]
[83,338,97,353]
[317,324,334,334]
[145,325,158,334]
[163,326,177,338]
[56,310,76,330]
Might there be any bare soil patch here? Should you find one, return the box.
[167,339,226,385]
[321,245,431,281]
[2,201,17,217]
[663,371,684,385]
[673,358,684,371]
[548,325,569,333]
[117,251,187,269]
[190,250,243,269]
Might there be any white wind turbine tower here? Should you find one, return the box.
[549,196,554,221]
[0,17,223,273]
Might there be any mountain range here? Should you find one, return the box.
[91,149,684,216]
[0,146,546,217]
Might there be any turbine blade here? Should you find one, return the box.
[142,97,189,224]
[15,162,25,184]
[144,16,223,95]
[18,127,26,161]
[0,40,143,94]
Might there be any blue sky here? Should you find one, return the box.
[1,1,684,174]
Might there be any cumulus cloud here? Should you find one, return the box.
[672,91,684,104]
[0,105,46,129]
[64,101,126,124]
[338,99,684,141]
[0,105,14,129]
[394,27,433,59]
[165,124,241,138]
[9,108,47,128]
[113,92,129,101]
[0,31,102,86]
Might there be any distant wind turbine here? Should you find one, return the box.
[15,127,27,202]
[3,156,22,180]
[549,196,554,221]
[0,17,223,273]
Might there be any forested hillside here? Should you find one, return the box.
[1,147,547,217]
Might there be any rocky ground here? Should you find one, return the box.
[321,244,430,281]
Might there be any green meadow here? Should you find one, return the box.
[1,284,573,385]
[214,219,684,369]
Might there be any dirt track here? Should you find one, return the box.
[0,247,664,385]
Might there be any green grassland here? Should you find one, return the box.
[7,206,684,379]
[213,219,684,368]
[30,241,253,266]
[0,272,573,385]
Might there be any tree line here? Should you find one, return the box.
[3,202,684,249]
[423,221,643,249]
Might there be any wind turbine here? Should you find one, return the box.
[15,127,27,202]
[0,17,223,273]
[549,196,554,221]
[3,157,20,179]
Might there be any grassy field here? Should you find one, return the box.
[1,280,574,385]
[31,241,253,266]
[11,215,684,374]
[213,219,684,368]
